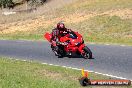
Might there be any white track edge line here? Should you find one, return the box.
[14,59,132,81]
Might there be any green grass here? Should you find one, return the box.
[0,57,131,88]
[1,15,132,45]
[50,0,132,45]
[66,15,132,45]
[0,34,43,40]
[51,0,132,17]
[0,0,132,45]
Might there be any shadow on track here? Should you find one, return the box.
[60,54,95,59]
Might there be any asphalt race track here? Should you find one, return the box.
[0,40,132,80]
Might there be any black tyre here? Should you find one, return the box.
[57,45,65,58]
[57,51,64,58]
[79,77,91,86]
[82,46,92,59]
[66,52,72,58]
[51,45,58,56]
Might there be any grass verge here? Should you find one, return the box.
[1,15,132,45]
[0,57,131,88]
[0,0,132,45]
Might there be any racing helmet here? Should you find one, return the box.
[57,22,65,31]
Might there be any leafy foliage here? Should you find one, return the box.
[28,0,46,8]
[0,0,15,9]
[0,0,46,9]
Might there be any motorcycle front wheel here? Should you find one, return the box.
[82,46,92,59]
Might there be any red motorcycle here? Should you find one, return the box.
[44,31,92,59]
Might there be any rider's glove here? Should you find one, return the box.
[67,29,72,32]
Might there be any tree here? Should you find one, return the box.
[29,0,46,8]
[0,0,15,9]
[29,0,39,8]
[0,0,46,10]
[40,0,46,4]
[0,1,2,9]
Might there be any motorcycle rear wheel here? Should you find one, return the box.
[51,45,58,56]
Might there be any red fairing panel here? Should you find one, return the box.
[78,44,85,54]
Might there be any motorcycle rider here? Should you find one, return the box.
[51,22,72,44]
[51,22,72,56]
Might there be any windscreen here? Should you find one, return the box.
[69,32,77,39]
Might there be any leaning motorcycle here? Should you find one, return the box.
[44,31,92,59]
